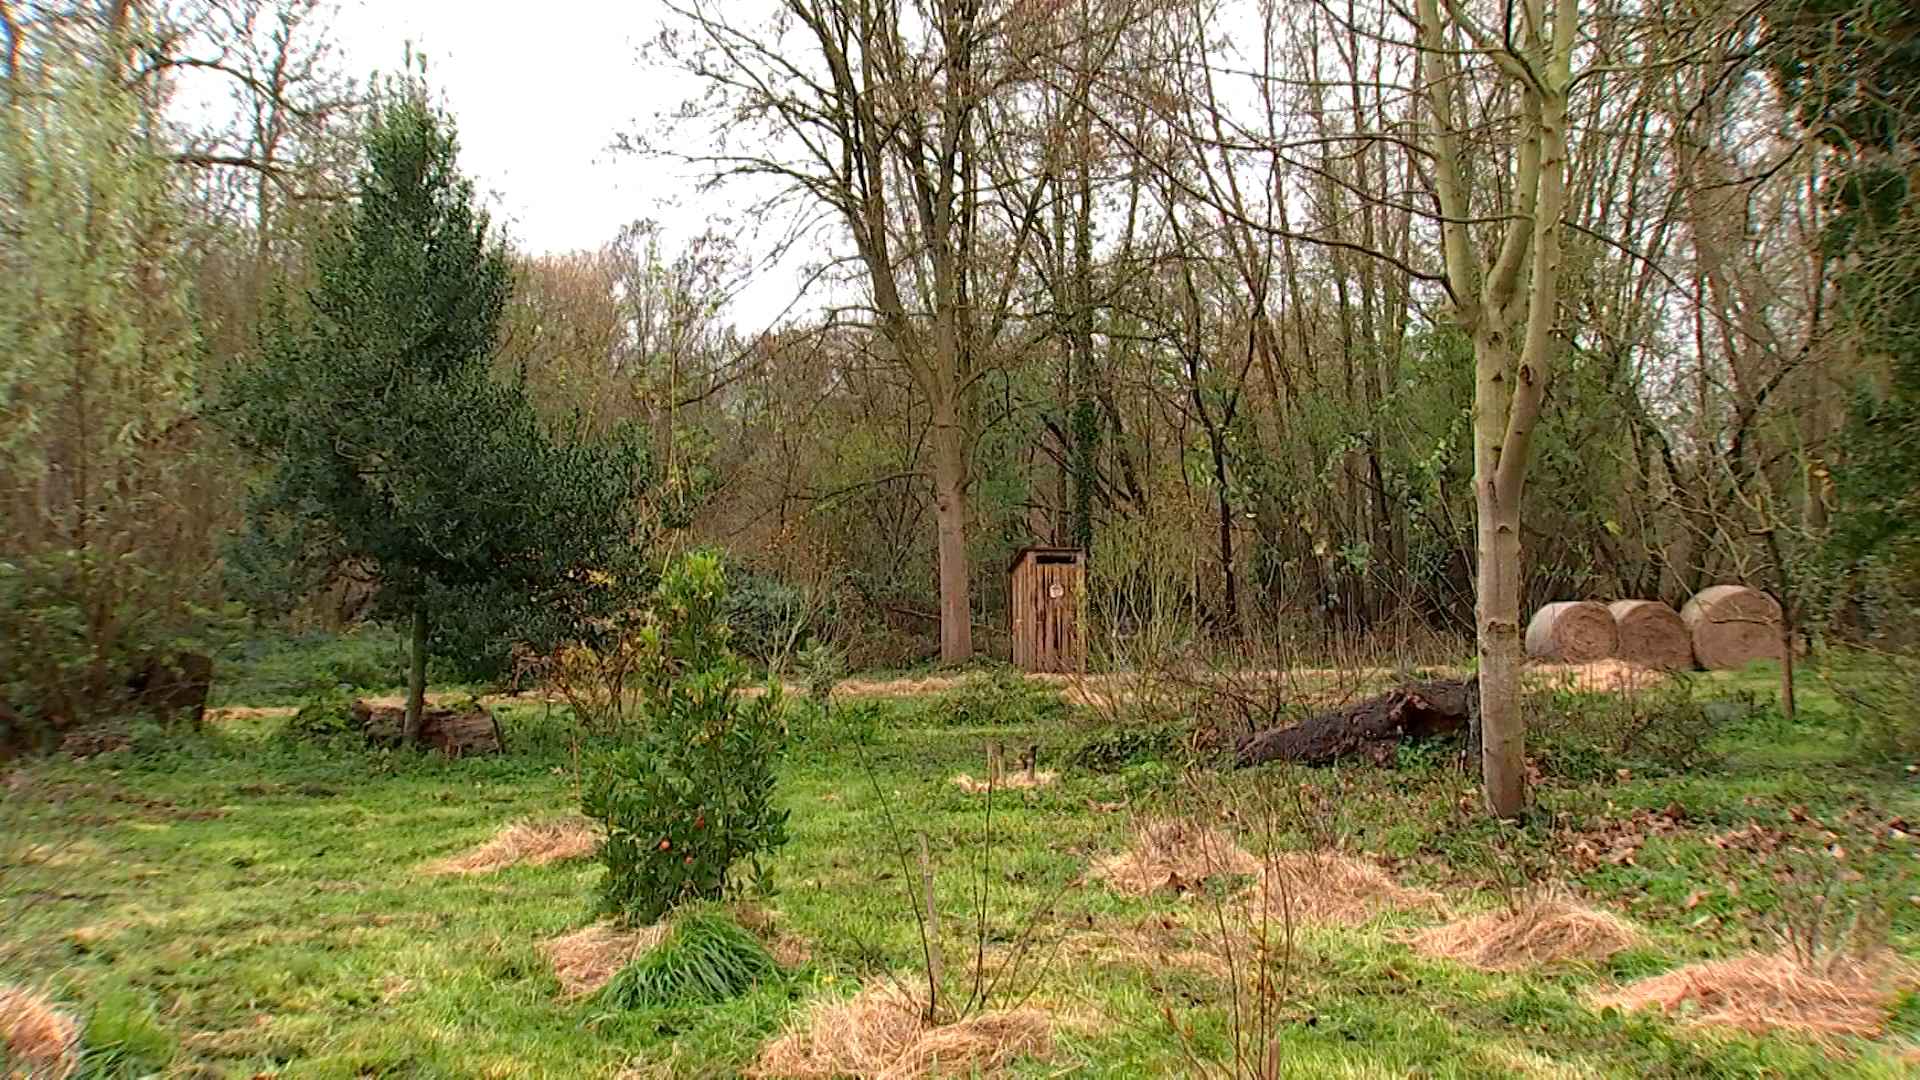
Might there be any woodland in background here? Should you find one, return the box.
[2,0,1917,721]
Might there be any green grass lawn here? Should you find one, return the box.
[5,659,1920,1077]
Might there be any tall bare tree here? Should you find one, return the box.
[650,0,1065,661]
[1414,0,1576,815]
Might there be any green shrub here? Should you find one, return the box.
[934,671,1068,727]
[1530,678,1745,781]
[793,640,846,705]
[581,552,791,924]
[281,689,359,743]
[1828,654,1920,763]
[723,569,818,667]
[1067,721,1187,772]
[214,628,414,706]
[596,908,780,1009]
[0,550,197,747]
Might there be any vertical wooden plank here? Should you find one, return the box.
[1043,562,1056,672]
[1011,554,1026,671]
[1014,553,1032,671]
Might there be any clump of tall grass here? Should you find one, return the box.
[595,908,781,1009]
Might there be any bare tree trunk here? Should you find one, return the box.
[932,391,973,663]
[1473,337,1527,814]
[1418,0,1575,817]
[405,606,428,743]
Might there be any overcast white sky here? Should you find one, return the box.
[323,0,812,328]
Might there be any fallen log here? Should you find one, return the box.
[353,698,503,757]
[1235,678,1477,767]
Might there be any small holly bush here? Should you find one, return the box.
[581,552,790,924]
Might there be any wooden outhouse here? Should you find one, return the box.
[1009,546,1085,673]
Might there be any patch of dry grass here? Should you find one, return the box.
[1410,892,1641,971]
[422,818,598,876]
[1092,820,1260,897]
[540,921,668,998]
[950,771,1057,794]
[0,985,80,1080]
[1059,914,1237,979]
[1590,950,1919,1042]
[1092,822,1435,927]
[1253,852,1442,927]
[749,979,1057,1079]
[729,903,814,969]
[1525,659,1667,693]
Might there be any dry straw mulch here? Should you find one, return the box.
[422,818,599,876]
[1092,820,1260,897]
[749,980,1057,1079]
[540,921,669,998]
[730,903,816,969]
[1526,659,1667,694]
[1591,950,1919,1042]
[0,985,81,1080]
[1253,852,1441,927]
[1095,820,1437,926]
[1410,893,1642,971]
[950,771,1058,794]
[1061,914,1241,980]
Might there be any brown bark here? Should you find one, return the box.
[1235,679,1477,767]
[355,699,501,757]
[931,388,973,663]
[404,607,428,743]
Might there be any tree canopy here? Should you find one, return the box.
[219,78,650,729]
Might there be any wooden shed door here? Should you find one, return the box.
[1028,554,1082,673]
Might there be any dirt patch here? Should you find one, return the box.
[422,818,599,876]
[1555,805,1691,872]
[204,705,297,723]
[1253,852,1442,926]
[541,921,669,998]
[1591,950,1919,1042]
[353,690,547,710]
[1410,893,1641,971]
[749,979,1057,1079]
[951,771,1057,794]
[1092,820,1261,897]
[1,984,81,1080]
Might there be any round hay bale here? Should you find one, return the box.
[1607,600,1694,671]
[1680,585,1782,671]
[1525,601,1618,663]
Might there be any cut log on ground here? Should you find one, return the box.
[127,651,212,728]
[1681,585,1783,671]
[1607,600,1694,670]
[1235,679,1477,767]
[1525,601,1618,663]
[354,698,503,756]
